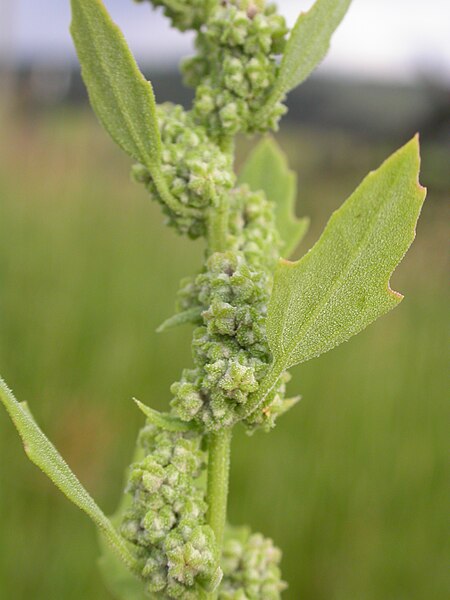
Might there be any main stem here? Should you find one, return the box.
[206,429,232,555]
[205,191,232,596]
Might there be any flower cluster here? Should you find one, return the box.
[132,103,234,238]
[219,527,287,599]
[227,184,282,270]
[121,423,220,598]
[171,251,272,430]
[182,1,288,136]
[138,0,210,32]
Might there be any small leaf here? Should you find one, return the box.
[239,138,309,257]
[0,376,138,574]
[99,541,147,600]
[267,136,426,371]
[70,0,161,169]
[99,450,147,600]
[273,0,352,98]
[157,307,203,333]
[99,514,148,600]
[134,398,198,432]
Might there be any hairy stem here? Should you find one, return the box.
[207,196,229,254]
[205,186,232,596]
[206,429,232,566]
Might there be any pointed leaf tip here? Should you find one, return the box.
[267,137,426,370]
[70,0,161,170]
[134,398,197,432]
[272,0,352,98]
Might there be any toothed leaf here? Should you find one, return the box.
[267,137,426,370]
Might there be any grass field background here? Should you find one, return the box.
[0,109,448,599]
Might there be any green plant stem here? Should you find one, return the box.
[207,197,229,253]
[205,186,232,597]
[206,429,232,564]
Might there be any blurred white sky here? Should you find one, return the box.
[3,0,450,83]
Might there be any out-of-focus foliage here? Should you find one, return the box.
[0,111,447,599]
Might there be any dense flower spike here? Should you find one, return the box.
[126,1,295,594]
[182,1,289,136]
[0,4,424,600]
[121,423,220,598]
[219,527,287,599]
[132,103,234,238]
[227,184,282,270]
[171,251,290,431]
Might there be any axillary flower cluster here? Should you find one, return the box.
[0,1,426,599]
[125,1,293,596]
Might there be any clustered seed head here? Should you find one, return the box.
[227,184,282,270]
[181,0,288,137]
[121,423,220,598]
[138,0,210,32]
[171,251,275,430]
[219,528,287,599]
[132,103,234,238]
[124,2,295,594]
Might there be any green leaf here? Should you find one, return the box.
[273,0,352,98]
[99,516,148,600]
[156,307,203,333]
[238,138,309,257]
[0,376,139,575]
[99,539,147,600]
[134,398,198,432]
[70,0,161,169]
[98,448,147,600]
[267,136,426,371]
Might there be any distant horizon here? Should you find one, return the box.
[2,0,449,84]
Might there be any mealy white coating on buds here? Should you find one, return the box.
[121,423,220,598]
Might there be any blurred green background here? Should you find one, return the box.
[0,106,448,600]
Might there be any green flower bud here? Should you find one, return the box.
[219,527,287,599]
[181,2,289,136]
[133,103,234,238]
[120,423,220,598]
[171,251,277,431]
[227,185,282,270]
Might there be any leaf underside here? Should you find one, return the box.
[238,137,309,258]
[267,136,426,370]
[70,0,161,169]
